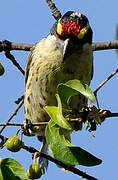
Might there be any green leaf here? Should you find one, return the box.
[58,79,96,105]
[116,24,118,56]
[0,158,28,180]
[1,166,16,180]
[0,162,4,180]
[0,62,5,76]
[44,94,72,130]
[46,120,71,146]
[45,121,102,166]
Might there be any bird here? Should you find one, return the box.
[24,11,93,172]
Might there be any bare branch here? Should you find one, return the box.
[0,98,24,134]
[92,40,118,51]
[15,95,24,104]
[0,122,48,127]
[0,40,33,52]
[5,50,25,75]
[0,110,118,128]
[94,68,118,94]
[45,0,61,20]
[0,40,118,53]
[0,133,97,180]
[105,112,118,118]
[23,144,97,180]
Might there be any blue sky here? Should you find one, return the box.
[0,0,118,179]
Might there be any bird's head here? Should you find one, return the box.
[55,11,92,44]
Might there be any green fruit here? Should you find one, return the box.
[0,62,4,76]
[6,135,23,152]
[27,163,42,179]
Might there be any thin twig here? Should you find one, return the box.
[0,111,118,127]
[0,98,24,134]
[15,95,24,104]
[45,0,61,20]
[106,112,118,117]
[5,50,25,75]
[23,144,97,180]
[0,122,48,127]
[94,68,118,94]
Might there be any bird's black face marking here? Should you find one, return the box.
[62,11,89,29]
[56,11,92,44]
[50,11,93,45]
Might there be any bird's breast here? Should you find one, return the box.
[24,35,93,135]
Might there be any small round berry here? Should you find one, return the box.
[6,135,23,152]
[27,163,42,179]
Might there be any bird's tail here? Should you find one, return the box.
[38,136,48,174]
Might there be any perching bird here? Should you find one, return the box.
[24,11,93,172]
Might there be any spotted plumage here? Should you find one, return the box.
[24,11,93,171]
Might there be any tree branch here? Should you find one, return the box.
[22,144,97,180]
[94,68,118,94]
[0,40,118,53]
[0,110,117,128]
[0,40,33,52]
[0,98,24,134]
[92,41,118,51]
[0,122,48,127]
[4,50,25,75]
[0,133,97,180]
[45,0,61,20]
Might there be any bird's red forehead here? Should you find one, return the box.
[60,21,82,37]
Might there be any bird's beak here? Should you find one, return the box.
[62,38,70,61]
[58,38,73,62]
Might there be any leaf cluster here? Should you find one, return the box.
[44,80,101,167]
